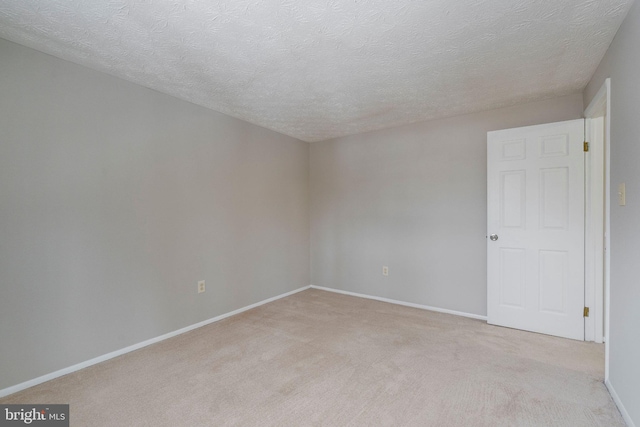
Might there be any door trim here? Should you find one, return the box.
[584,116,604,343]
[584,77,611,380]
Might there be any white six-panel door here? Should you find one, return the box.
[487,119,585,340]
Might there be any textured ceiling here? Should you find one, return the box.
[0,1,634,142]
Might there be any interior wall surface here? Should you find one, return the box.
[310,94,584,316]
[0,38,310,390]
[585,1,640,424]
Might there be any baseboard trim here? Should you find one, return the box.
[0,285,311,399]
[310,285,487,321]
[606,379,636,427]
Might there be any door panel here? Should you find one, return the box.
[540,167,569,229]
[499,248,525,308]
[501,170,526,228]
[487,119,584,340]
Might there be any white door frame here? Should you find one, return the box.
[584,113,605,344]
[584,78,611,380]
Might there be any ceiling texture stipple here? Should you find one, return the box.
[0,1,634,142]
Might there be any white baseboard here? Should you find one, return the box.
[0,285,310,399]
[310,285,487,321]
[606,379,636,427]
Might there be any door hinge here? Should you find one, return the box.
[584,141,589,152]
[584,307,590,317]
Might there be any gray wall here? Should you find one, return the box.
[585,2,640,424]
[310,94,584,316]
[0,38,310,390]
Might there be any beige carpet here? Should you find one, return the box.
[1,289,624,426]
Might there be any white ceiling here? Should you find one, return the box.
[0,1,633,142]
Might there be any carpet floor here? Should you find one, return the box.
[1,289,624,426]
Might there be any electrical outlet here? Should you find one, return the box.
[382,266,389,276]
[198,280,206,293]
